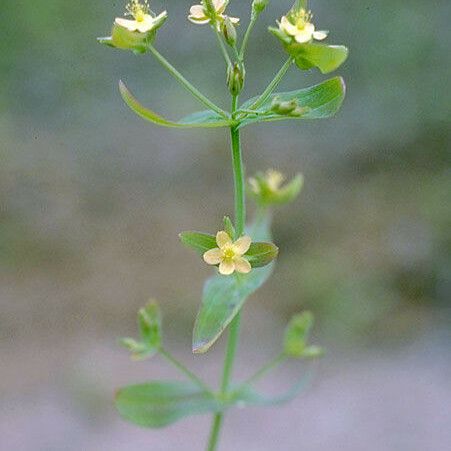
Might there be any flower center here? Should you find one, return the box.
[126,0,150,22]
[135,10,146,22]
[223,248,236,261]
[293,9,312,31]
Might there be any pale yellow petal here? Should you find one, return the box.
[294,29,313,43]
[313,30,328,40]
[280,16,298,36]
[219,260,235,275]
[229,16,240,24]
[234,257,251,274]
[233,236,251,255]
[214,0,227,14]
[136,16,155,33]
[203,248,223,265]
[188,16,211,24]
[190,4,206,17]
[115,17,139,31]
[216,230,232,249]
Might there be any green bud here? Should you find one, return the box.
[252,0,269,14]
[271,97,298,115]
[227,63,245,96]
[119,301,162,360]
[222,17,237,47]
[284,311,314,358]
[138,301,162,350]
[223,216,236,239]
[249,170,304,206]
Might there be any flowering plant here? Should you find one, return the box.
[99,0,347,449]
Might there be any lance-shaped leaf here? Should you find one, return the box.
[192,216,273,353]
[179,232,217,254]
[119,81,231,128]
[115,381,221,428]
[237,77,346,128]
[179,232,278,268]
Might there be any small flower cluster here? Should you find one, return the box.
[115,0,167,33]
[203,231,252,275]
[278,7,328,44]
[188,0,239,29]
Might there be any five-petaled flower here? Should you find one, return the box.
[279,8,328,44]
[188,0,239,28]
[203,231,252,275]
[116,0,167,33]
[249,169,284,196]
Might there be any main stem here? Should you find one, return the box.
[206,95,245,451]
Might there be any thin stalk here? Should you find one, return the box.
[206,94,245,451]
[239,13,258,60]
[237,353,286,392]
[214,28,232,66]
[148,44,229,119]
[160,348,212,393]
[248,57,293,111]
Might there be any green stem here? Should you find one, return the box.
[206,94,245,451]
[160,348,212,393]
[249,57,293,111]
[148,44,229,119]
[214,28,232,66]
[239,13,258,61]
[237,353,286,391]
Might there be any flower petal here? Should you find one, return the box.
[189,4,206,18]
[234,257,252,274]
[203,248,223,265]
[228,16,240,24]
[233,235,251,255]
[313,30,329,40]
[280,16,298,36]
[115,18,139,31]
[214,0,227,14]
[188,16,211,24]
[216,230,232,248]
[219,260,235,275]
[294,30,313,43]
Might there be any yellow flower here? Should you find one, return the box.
[188,0,239,27]
[249,169,284,196]
[203,231,252,275]
[279,9,328,44]
[115,0,167,33]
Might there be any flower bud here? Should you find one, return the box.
[227,63,245,96]
[248,170,304,206]
[271,97,298,115]
[222,17,237,47]
[252,0,269,14]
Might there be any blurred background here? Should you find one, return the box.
[1,0,450,449]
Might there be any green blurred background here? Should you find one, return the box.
[1,0,450,449]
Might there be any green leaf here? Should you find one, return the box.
[179,232,217,254]
[290,43,349,74]
[245,242,279,268]
[119,81,231,128]
[284,311,314,358]
[192,216,273,353]
[115,381,221,428]
[237,77,346,128]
